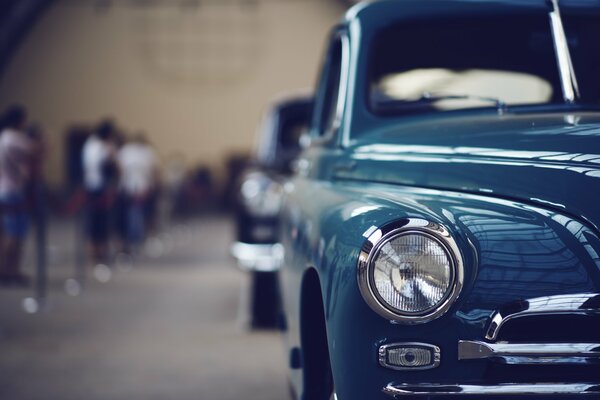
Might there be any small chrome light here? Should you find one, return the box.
[379,342,441,370]
[358,219,464,324]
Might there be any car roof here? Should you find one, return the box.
[344,0,600,28]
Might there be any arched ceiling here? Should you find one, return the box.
[0,0,52,76]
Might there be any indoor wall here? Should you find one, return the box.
[0,0,345,186]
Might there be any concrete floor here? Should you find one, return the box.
[0,215,288,400]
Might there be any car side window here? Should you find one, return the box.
[312,32,348,141]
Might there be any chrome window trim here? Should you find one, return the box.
[458,340,600,365]
[357,218,464,324]
[485,293,600,341]
[379,342,441,371]
[548,0,580,103]
[382,383,600,397]
[309,31,350,147]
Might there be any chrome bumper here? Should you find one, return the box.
[230,242,283,272]
[382,293,600,397]
[383,383,600,397]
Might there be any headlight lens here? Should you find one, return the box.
[357,219,464,324]
[372,232,453,315]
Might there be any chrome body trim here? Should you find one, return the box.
[383,383,600,397]
[378,342,441,371]
[459,340,600,365]
[485,293,600,341]
[230,242,283,272]
[357,218,464,324]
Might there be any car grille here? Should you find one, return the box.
[496,313,600,342]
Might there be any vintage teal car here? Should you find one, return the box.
[279,0,600,399]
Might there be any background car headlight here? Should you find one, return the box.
[358,219,464,324]
[239,171,283,217]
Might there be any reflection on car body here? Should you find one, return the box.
[278,1,600,399]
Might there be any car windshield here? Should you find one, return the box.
[368,13,600,116]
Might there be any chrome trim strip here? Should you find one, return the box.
[548,0,580,103]
[230,242,283,272]
[357,218,464,324]
[459,340,600,365]
[379,342,441,371]
[485,293,600,341]
[383,383,600,397]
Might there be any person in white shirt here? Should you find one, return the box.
[81,120,117,266]
[0,105,34,286]
[116,134,158,250]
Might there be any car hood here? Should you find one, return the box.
[342,110,600,229]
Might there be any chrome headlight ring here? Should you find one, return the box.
[357,218,464,324]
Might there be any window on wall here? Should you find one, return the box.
[134,2,262,87]
[77,0,265,87]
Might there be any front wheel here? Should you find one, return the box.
[300,271,334,400]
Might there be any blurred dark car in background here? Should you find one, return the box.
[231,94,313,328]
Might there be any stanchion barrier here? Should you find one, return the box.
[62,188,86,295]
[64,209,86,296]
[22,182,48,314]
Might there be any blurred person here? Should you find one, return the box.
[0,105,35,286]
[27,124,46,182]
[184,165,214,214]
[82,119,117,266]
[116,133,158,252]
[27,124,48,212]
[26,123,48,222]
[163,152,186,223]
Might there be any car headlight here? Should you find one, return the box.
[239,171,283,217]
[358,219,464,324]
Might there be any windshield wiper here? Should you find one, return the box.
[374,92,508,115]
[419,92,507,111]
